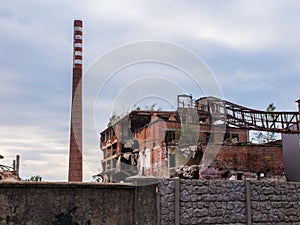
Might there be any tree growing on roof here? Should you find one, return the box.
[107,111,121,127]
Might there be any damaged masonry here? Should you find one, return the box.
[100,95,300,183]
[0,155,21,182]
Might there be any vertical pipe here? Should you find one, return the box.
[134,183,139,225]
[156,185,160,225]
[174,177,180,225]
[68,19,83,182]
[245,179,252,225]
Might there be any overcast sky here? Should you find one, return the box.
[1,1,300,181]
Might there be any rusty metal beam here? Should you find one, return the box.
[196,97,300,133]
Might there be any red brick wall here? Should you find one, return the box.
[203,144,284,178]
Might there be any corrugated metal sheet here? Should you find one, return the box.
[282,124,300,181]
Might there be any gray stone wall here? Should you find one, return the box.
[159,179,246,225]
[159,179,300,225]
[251,182,300,224]
[159,179,175,224]
[0,182,156,225]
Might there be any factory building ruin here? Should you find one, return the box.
[65,20,300,183]
[0,155,21,182]
[100,95,300,182]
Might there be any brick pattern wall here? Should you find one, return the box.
[159,179,176,224]
[251,182,300,224]
[202,143,284,179]
[159,179,246,225]
[159,179,300,225]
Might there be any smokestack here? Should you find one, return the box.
[68,19,83,182]
[16,155,20,177]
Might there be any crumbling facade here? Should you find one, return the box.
[100,95,299,182]
[0,155,21,182]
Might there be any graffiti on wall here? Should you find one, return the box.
[53,207,91,225]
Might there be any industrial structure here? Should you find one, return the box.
[0,155,20,181]
[68,20,83,182]
[100,95,300,182]
[66,20,300,182]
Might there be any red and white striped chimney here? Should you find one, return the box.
[68,19,83,182]
[73,20,83,69]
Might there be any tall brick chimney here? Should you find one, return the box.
[68,19,83,182]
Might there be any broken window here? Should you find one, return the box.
[224,132,230,142]
[224,132,239,142]
[129,114,151,131]
[103,148,107,158]
[139,151,145,170]
[237,173,243,180]
[158,115,169,121]
[169,154,176,168]
[165,130,176,143]
[112,142,117,155]
[232,133,239,142]
[221,170,230,178]
[112,158,117,169]
[145,149,151,168]
[107,161,111,170]
[205,132,214,143]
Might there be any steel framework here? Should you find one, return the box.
[0,164,14,172]
[196,97,300,133]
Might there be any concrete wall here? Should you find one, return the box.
[159,179,300,225]
[0,182,156,225]
[2,179,300,225]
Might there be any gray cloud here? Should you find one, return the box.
[1,0,300,181]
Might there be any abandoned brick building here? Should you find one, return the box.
[0,155,21,182]
[100,95,300,182]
